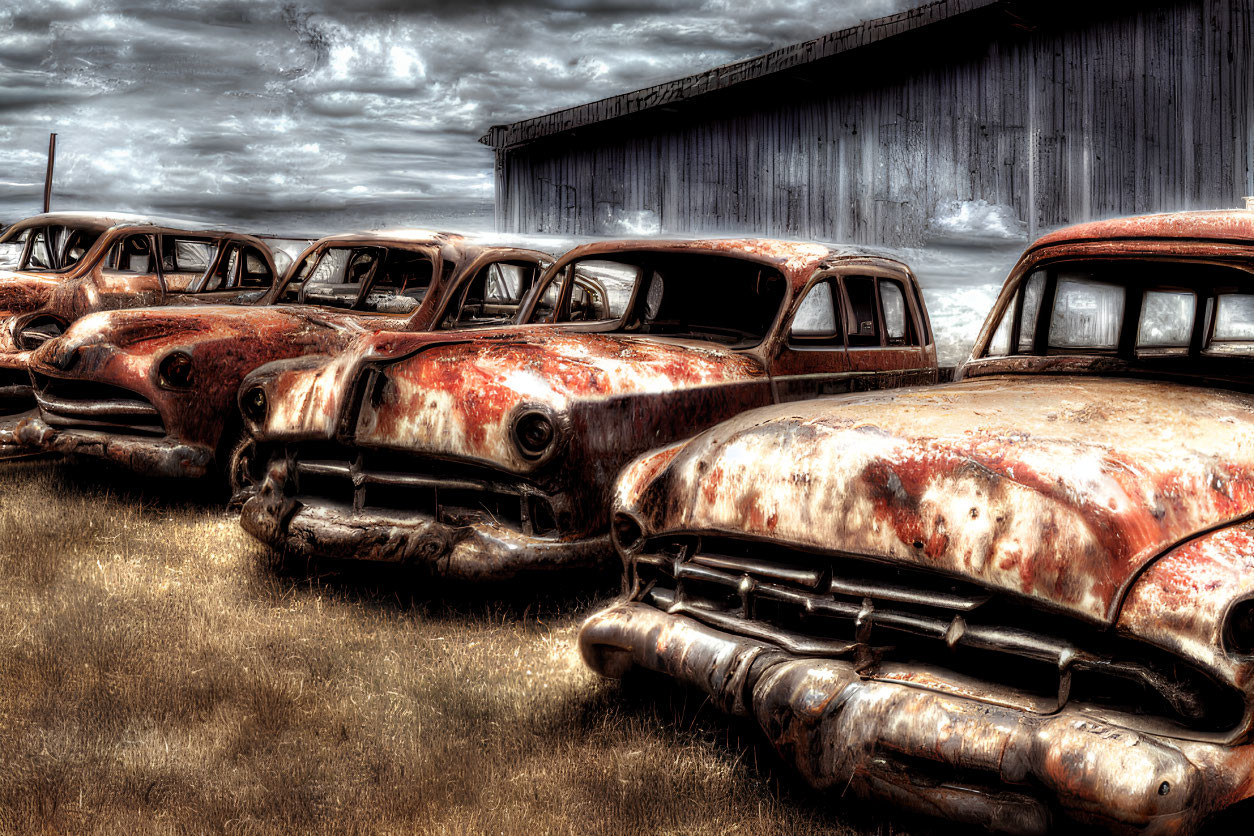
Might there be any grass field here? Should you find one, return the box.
[0,456,926,835]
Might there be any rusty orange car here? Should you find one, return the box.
[0,211,280,441]
[580,211,1254,833]
[9,230,551,492]
[239,238,938,579]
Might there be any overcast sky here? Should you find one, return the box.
[0,0,915,234]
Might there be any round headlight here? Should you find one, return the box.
[159,351,194,388]
[512,409,555,459]
[612,512,645,553]
[241,386,268,425]
[1225,598,1254,656]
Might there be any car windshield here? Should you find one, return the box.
[981,258,1254,377]
[278,245,433,313]
[524,251,787,347]
[0,222,105,273]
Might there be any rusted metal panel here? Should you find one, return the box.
[579,211,1254,831]
[240,239,938,578]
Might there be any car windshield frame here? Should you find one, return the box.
[518,250,790,349]
[967,254,1254,387]
[0,222,113,274]
[272,240,442,314]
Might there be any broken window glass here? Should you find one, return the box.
[27,229,53,270]
[361,248,432,313]
[790,281,840,341]
[1018,271,1045,352]
[881,280,911,345]
[0,230,26,268]
[986,303,1014,356]
[279,250,320,303]
[240,247,273,288]
[1137,290,1196,348]
[299,247,380,308]
[1048,278,1125,349]
[844,277,880,346]
[104,235,155,275]
[160,236,216,292]
[1212,294,1254,345]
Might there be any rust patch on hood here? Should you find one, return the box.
[353,332,765,471]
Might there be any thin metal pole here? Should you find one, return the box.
[42,133,57,213]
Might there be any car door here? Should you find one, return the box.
[840,273,934,390]
[768,269,854,402]
[434,256,549,331]
[166,238,275,306]
[92,232,165,311]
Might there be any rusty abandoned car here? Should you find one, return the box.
[7,230,550,490]
[239,238,938,580]
[578,210,1254,833]
[0,211,279,448]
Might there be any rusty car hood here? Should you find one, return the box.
[39,303,385,362]
[353,332,766,472]
[623,375,1254,624]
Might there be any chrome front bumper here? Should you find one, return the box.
[579,601,1254,834]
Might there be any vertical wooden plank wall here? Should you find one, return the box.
[495,0,1253,245]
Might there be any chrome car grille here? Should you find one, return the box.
[32,372,164,436]
[284,443,558,537]
[632,534,1244,734]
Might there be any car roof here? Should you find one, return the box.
[553,238,908,289]
[1030,210,1254,250]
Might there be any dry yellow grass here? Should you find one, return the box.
[0,457,913,835]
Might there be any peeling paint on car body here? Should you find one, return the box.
[580,211,1254,833]
[240,238,939,579]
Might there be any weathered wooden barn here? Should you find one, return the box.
[480,0,1254,246]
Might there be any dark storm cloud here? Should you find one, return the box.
[0,0,914,233]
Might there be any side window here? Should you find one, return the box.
[1137,290,1196,351]
[441,261,539,329]
[879,280,914,346]
[104,235,155,275]
[1048,278,1125,350]
[361,248,432,313]
[60,229,100,269]
[789,280,842,343]
[986,304,1014,357]
[1203,294,1254,345]
[160,236,215,292]
[1018,271,1046,352]
[27,229,53,270]
[528,272,563,323]
[843,277,880,346]
[240,247,273,289]
[0,231,27,268]
[299,247,379,309]
[203,244,239,292]
[280,250,320,303]
[567,260,636,322]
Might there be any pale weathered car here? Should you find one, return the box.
[239,238,938,580]
[579,211,1254,834]
[0,211,279,440]
[10,231,550,491]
